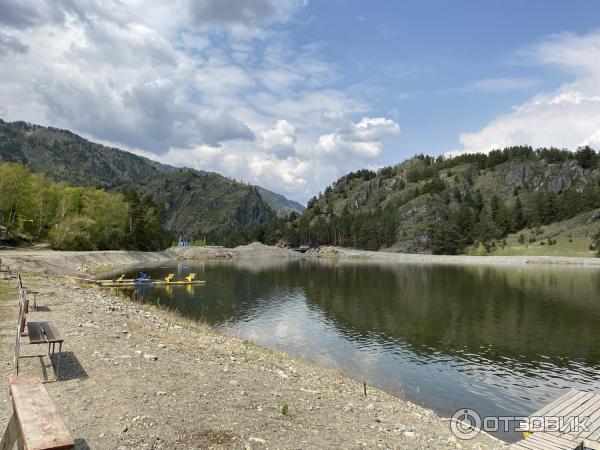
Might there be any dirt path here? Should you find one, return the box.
[0,253,509,449]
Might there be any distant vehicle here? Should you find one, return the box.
[291,245,310,253]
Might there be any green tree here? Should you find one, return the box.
[575,146,598,169]
[431,222,463,255]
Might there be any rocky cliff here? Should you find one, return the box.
[305,148,600,253]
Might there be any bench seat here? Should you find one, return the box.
[0,374,74,450]
[26,322,64,345]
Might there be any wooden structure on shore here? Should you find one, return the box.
[511,390,600,449]
[1,374,74,450]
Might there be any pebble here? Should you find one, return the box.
[249,437,266,444]
[144,354,158,361]
[403,431,416,439]
[366,403,375,411]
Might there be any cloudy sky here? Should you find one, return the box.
[1,0,600,203]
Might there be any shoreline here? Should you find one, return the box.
[0,248,509,448]
[2,242,600,277]
[306,246,600,268]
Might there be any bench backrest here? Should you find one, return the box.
[18,288,28,333]
[15,288,31,374]
[15,293,25,374]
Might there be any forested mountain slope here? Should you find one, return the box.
[0,119,299,238]
[265,146,600,254]
[256,186,305,217]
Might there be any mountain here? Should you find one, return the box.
[255,186,305,217]
[0,119,293,237]
[274,146,600,254]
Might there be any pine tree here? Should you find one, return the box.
[512,197,526,231]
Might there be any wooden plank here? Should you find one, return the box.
[510,439,556,450]
[563,395,600,439]
[545,391,589,418]
[510,442,538,449]
[41,322,64,343]
[533,434,581,450]
[8,374,74,450]
[582,439,600,450]
[570,395,600,421]
[530,435,577,450]
[584,421,600,441]
[574,399,600,440]
[510,434,582,450]
[553,392,596,426]
[523,437,562,450]
[584,400,600,439]
[533,391,580,417]
[541,433,580,445]
[27,322,46,344]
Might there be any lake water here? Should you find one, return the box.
[112,259,600,440]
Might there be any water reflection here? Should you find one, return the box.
[110,259,600,440]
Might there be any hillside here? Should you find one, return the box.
[264,146,600,255]
[256,186,305,217]
[0,119,302,237]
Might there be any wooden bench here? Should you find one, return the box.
[15,287,65,381]
[0,374,74,450]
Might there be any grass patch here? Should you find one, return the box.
[0,280,16,300]
[490,237,596,257]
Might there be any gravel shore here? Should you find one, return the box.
[0,249,509,449]
[307,246,600,267]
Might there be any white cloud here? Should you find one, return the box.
[316,117,401,158]
[452,77,540,93]
[0,31,27,54]
[259,120,297,158]
[0,0,400,203]
[458,31,600,153]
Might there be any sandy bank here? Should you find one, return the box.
[168,242,302,260]
[0,249,173,276]
[308,246,600,268]
[0,251,508,449]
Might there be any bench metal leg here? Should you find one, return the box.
[47,342,62,381]
[57,343,62,380]
[15,334,20,376]
[0,412,24,450]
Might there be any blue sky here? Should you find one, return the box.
[297,0,600,163]
[1,0,600,203]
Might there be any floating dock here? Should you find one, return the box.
[511,389,600,449]
[100,280,206,288]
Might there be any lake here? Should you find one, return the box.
[112,258,600,440]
